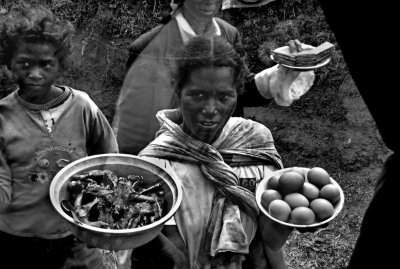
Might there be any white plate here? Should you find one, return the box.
[270,54,331,70]
[256,167,345,229]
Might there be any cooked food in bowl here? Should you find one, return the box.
[50,153,182,250]
[66,169,165,229]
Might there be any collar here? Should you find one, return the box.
[15,86,72,111]
[174,10,221,43]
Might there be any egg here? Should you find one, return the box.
[284,193,309,209]
[261,189,282,209]
[320,184,341,204]
[278,171,305,195]
[268,199,291,222]
[310,198,334,220]
[266,174,280,190]
[290,207,316,225]
[307,167,331,188]
[301,182,320,201]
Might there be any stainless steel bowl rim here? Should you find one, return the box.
[50,153,183,234]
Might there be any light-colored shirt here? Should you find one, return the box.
[0,87,118,239]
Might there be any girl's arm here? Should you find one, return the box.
[0,144,12,211]
[84,98,119,155]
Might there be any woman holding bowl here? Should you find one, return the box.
[133,35,292,269]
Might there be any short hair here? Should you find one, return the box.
[0,2,75,68]
[173,35,247,97]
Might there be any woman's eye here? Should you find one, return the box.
[16,60,31,68]
[192,93,204,99]
[219,94,232,101]
[20,61,30,68]
[41,61,53,68]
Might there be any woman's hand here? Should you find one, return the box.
[258,213,293,250]
[130,232,189,269]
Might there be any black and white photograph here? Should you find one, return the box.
[0,0,396,268]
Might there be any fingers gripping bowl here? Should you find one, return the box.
[50,154,182,250]
[256,167,344,229]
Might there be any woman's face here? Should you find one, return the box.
[183,0,222,19]
[179,66,237,144]
[10,41,60,99]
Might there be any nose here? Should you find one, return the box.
[202,98,218,116]
[28,66,43,80]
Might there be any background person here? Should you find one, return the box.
[114,0,315,155]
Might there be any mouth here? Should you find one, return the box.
[199,9,215,15]
[199,121,218,127]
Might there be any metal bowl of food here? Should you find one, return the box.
[49,153,182,250]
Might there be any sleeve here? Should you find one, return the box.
[231,27,314,109]
[0,137,12,211]
[237,79,273,109]
[85,98,119,155]
[126,25,164,71]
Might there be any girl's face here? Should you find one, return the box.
[10,41,60,99]
[179,66,237,144]
[183,0,222,19]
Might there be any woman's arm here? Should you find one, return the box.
[232,29,315,108]
[130,227,190,269]
[233,76,273,117]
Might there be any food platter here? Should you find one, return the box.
[271,54,331,71]
[270,41,334,71]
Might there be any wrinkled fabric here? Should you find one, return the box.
[140,109,283,218]
[0,87,118,238]
[206,198,249,256]
[255,65,315,106]
[139,109,283,268]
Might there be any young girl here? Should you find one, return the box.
[0,3,118,268]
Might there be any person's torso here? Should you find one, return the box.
[141,156,275,269]
[0,88,96,238]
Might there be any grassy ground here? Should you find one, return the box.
[0,0,392,268]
